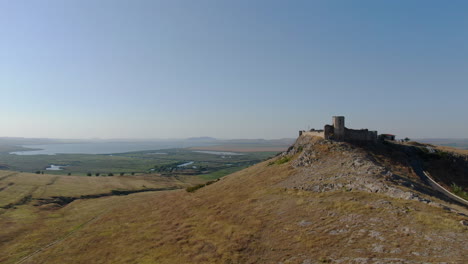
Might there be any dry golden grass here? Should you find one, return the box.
[405,140,468,155]
[434,145,468,155]
[0,159,464,264]
[1,138,467,263]
[0,172,200,208]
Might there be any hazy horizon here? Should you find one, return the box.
[0,136,299,142]
[1,0,467,139]
[1,135,468,143]
[0,136,294,140]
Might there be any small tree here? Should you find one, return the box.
[404,137,410,142]
[67,173,71,176]
[108,173,114,176]
[35,171,41,174]
[95,173,100,176]
[120,172,124,176]
[87,173,92,176]
[131,172,135,176]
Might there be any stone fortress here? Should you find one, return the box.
[299,116,378,142]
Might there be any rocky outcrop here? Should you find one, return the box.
[277,135,465,210]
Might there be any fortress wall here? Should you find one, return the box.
[368,131,378,142]
[299,117,378,143]
[345,128,376,142]
[324,125,334,139]
[301,131,325,138]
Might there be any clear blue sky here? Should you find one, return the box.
[1,0,467,139]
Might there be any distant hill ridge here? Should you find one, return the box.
[186,137,217,141]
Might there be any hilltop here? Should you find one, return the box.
[1,135,467,263]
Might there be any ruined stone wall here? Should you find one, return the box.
[299,116,377,143]
[344,128,377,142]
[368,131,378,141]
[324,125,334,139]
[300,130,325,138]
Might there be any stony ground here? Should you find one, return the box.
[281,136,467,211]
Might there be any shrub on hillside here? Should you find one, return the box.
[186,179,219,193]
[268,156,291,166]
[186,184,205,193]
[451,183,468,200]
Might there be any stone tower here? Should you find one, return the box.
[333,116,345,141]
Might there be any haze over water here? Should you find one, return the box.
[11,141,215,155]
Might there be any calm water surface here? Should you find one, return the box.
[11,141,213,155]
[192,150,244,156]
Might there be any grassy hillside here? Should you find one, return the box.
[418,138,468,150]
[1,136,467,263]
[0,171,205,263]
[0,171,203,208]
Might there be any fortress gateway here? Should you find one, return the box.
[299,116,378,142]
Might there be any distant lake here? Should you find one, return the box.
[192,150,244,156]
[46,164,67,170]
[177,161,194,167]
[10,141,213,155]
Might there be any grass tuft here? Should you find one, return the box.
[268,156,291,166]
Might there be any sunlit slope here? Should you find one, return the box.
[2,136,468,263]
[0,171,202,263]
[0,171,197,209]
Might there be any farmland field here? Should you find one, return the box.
[0,148,279,178]
[0,144,283,263]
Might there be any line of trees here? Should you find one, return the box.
[34,171,137,176]
[85,172,136,176]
